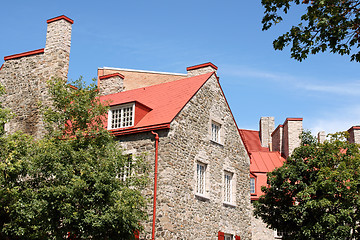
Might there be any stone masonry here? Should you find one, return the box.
[0,15,73,139]
[283,118,303,158]
[259,117,274,148]
[116,74,251,239]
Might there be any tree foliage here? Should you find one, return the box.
[0,78,148,239]
[262,0,360,62]
[254,131,360,239]
[0,84,12,135]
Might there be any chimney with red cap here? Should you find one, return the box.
[186,62,218,77]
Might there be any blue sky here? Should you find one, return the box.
[1,0,359,134]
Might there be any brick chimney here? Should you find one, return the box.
[259,117,275,148]
[45,15,74,79]
[318,131,326,143]
[186,62,217,77]
[348,126,360,144]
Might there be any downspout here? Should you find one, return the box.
[151,131,159,240]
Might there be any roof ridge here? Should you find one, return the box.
[101,72,214,98]
[100,67,187,76]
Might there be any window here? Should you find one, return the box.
[196,162,206,195]
[108,103,134,130]
[211,121,220,142]
[224,171,233,203]
[224,234,233,240]
[274,229,285,239]
[250,177,255,194]
[120,154,133,181]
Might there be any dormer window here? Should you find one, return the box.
[108,103,135,130]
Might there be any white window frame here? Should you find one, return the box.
[224,171,233,203]
[196,162,206,195]
[121,154,133,182]
[274,229,285,239]
[108,103,135,130]
[211,121,221,143]
[224,234,233,240]
[250,177,256,194]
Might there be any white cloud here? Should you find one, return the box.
[222,65,360,96]
[307,104,360,134]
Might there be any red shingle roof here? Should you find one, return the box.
[100,72,214,135]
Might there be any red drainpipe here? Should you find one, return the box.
[151,131,159,240]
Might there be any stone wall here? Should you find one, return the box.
[0,16,73,139]
[251,205,276,240]
[116,74,251,239]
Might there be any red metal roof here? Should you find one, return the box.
[100,72,214,135]
[239,128,286,200]
[238,129,269,153]
[249,151,285,173]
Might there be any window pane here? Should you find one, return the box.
[211,122,220,142]
[109,104,134,129]
[224,172,232,202]
[197,163,205,194]
[250,178,255,194]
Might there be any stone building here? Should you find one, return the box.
[0,15,73,139]
[0,16,251,239]
[98,63,251,239]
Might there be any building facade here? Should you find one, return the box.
[0,16,251,239]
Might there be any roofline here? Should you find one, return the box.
[271,124,283,137]
[0,63,3,71]
[214,74,244,149]
[169,72,214,124]
[348,126,360,132]
[47,15,74,24]
[110,123,170,136]
[4,48,44,61]
[100,67,187,76]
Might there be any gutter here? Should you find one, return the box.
[151,131,159,240]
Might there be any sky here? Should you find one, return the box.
[0,0,359,135]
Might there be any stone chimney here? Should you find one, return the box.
[259,117,275,148]
[271,124,283,153]
[0,15,74,139]
[318,131,326,143]
[283,118,303,158]
[271,118,303,158]
[348,126,360,144]
[186,62,217,77]
[98,73,125,95]
[45,15,74,79]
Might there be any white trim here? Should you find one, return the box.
[108,103,135,130]
[100,67,187,76]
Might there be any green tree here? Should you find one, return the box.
[254,131,360,239]
[262,0,360,62]
[0,84,12,135]
[0,78,148,240]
